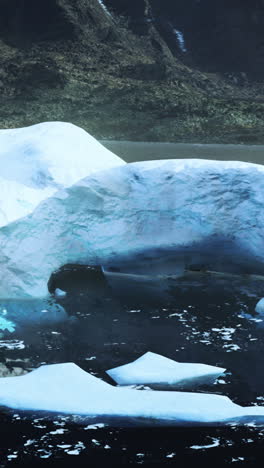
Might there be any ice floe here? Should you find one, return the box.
[0,121,124,227]
[106,352,225,388]
[1,159,264,298]
[0,362,264,426]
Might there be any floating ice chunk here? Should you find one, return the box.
[190,438,220,450]
[106,352,226,388]
[0,340,25,350]
[54,288,67,298]
[0,363,263,426]
[0,315,16,333]
[255,298,264,314]
[0,122,124,227]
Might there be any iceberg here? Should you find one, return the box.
[106,352,226,388]
[0,121,124,227]
[1,159,264,298]
[0,362,264,426]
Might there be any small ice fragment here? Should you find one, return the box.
[92,439,101,446]
[0,340,25,350]
[223,344,240,352]
[191,438,220,450]
[106,352,226,388]
[67,449,81,455]
[55,288,67,298]
[0,316,16,333]
[255,298,264,314]
[84,423,106,430]
[24,439,36,447]
[49,428,67,435]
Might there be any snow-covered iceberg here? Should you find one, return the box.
[0,121,124,227]
[1,159,264,298]
[106,352,226,388]
[0,362,263,426]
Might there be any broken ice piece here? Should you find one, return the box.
[106,352,226,388]
[54,288,67,298]
[0,362,263,427]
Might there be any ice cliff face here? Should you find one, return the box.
[0,121,125,227]
[0,159,264,299]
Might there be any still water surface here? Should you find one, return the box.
[1,143,264,467]
[103,141,264,165]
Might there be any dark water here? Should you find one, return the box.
[1,269,264,467]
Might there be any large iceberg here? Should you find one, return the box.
[1,159,264,298]
[0,362,263,426]
[106,352,226,388]
[0,122,124,227]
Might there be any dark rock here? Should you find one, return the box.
[0,0,116,46]
[149,0,264,77]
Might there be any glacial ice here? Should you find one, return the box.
[0,121,124,227]
[1,159,264,298]
[0,362,264,426]
[106,352,226,388]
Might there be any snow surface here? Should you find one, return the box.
[106,352,225,387]
[1,159,264,298]
[0,362,264,426]
[0,122,124,227]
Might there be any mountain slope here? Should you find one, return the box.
[0,0,264,142]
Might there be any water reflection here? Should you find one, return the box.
[102,140,264,165]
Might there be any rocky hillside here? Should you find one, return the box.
[0,0,264,142]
